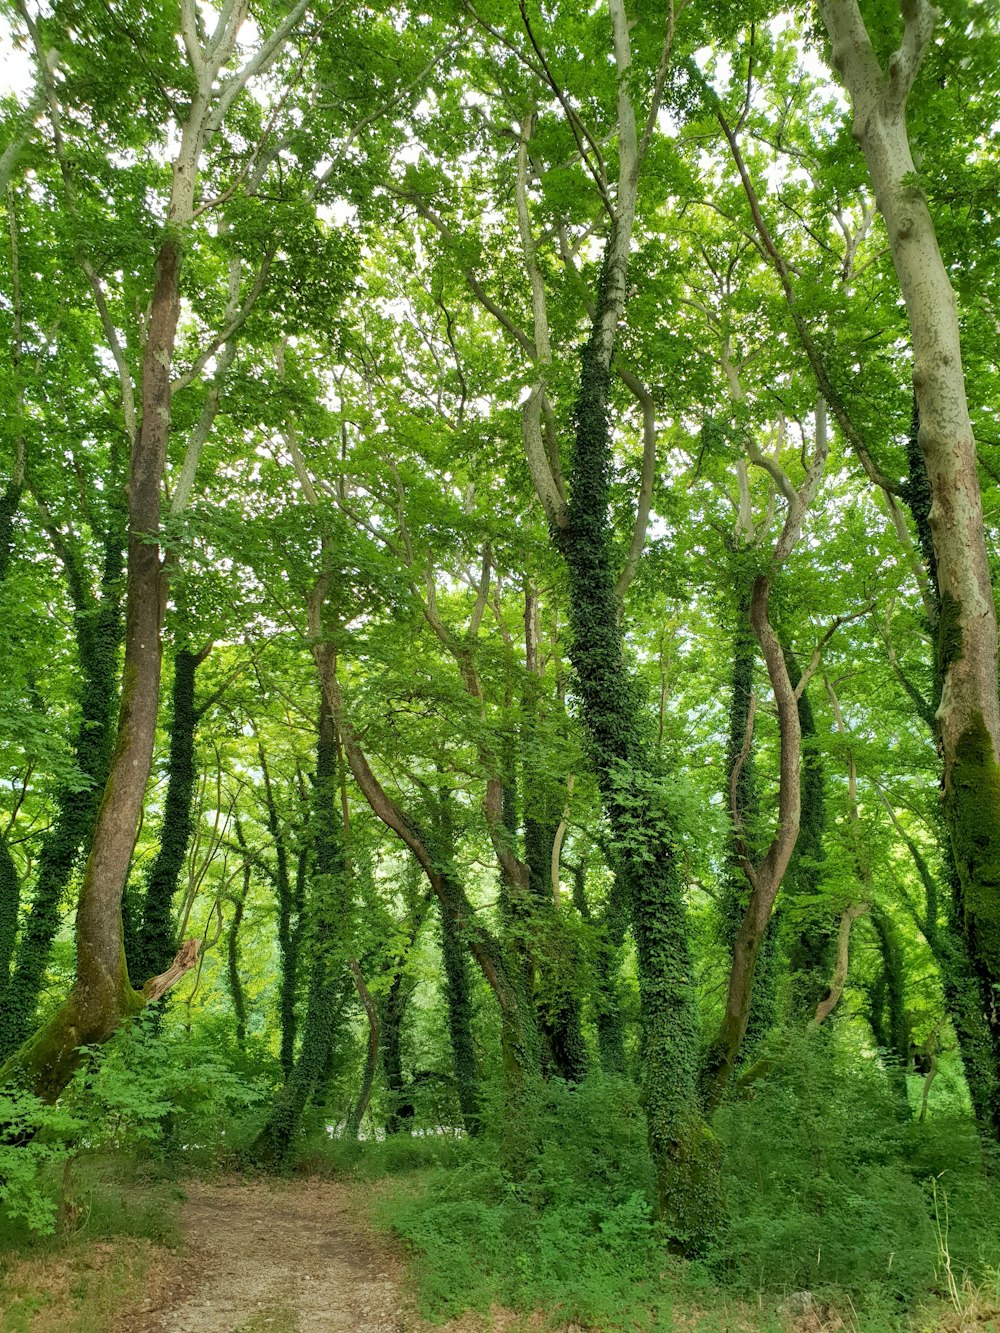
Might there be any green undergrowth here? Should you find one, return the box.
[0,1153,182,1261]
[0,1011,269,1243]
[336,1041,1000,1332]
[297,1126,469,1178]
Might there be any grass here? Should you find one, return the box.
[0,1155,185,1333]
[0,1236,174,1333]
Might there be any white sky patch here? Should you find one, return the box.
[0,18,34,101]
[317,199,359,228]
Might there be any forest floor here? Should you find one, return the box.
[3,1172,996,1332]
[127,1176,565,1333]
[1,1175,553,1333]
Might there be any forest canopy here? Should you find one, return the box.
[1,0,1000,1328]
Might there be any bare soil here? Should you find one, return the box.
[131,1177,409,1333]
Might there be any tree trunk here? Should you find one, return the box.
[227,831,250,1050]
[437,886,481,1136]
[522,596,589,1082]
[258,741,303,1077]
[785,672,832,1016]
[345,959,379,1140]
[868,906,911,1106]
[382,971,414,1134]
[715,574,779,1064]
[0,834,19,987]
[819,0,1000,1113]
[249,696,348,1168]
[0,237,184,1099]
[700,575,802,1113]
[894,397,1000,1131]
[134,645,203,982]
[327,682,533,1153]
[570,859,627,1074]
[0,532,124,1059]
[557,290,717,1246]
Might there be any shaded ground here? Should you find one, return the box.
[134,1177,407,1333]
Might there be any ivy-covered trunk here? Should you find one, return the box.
[0,480,20,589]
[258,742,304,1078]
[785,673,831,1016]
[820,0,1000,1125]
[0,237,194,1099]
[558,318,716,1246]
[437,884,481,1137]
[522,627,588,1083]
[133,644,204,983]
[381,970,414,1134]
[896,403,1000,1133]
[714,574,778,1065]
[700,570,803,1113]
[249,696,348,1168]
[868,906,911,1106]
[571,861,627,1074]
[0,530,123,1060]
[227,829,251,1050]
[0,835,18,987]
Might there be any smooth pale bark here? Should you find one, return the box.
[818,0,1000,1088]
[814,904,869,1026]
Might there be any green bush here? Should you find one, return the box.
[712,1032,1000,1307]
[0,1087,81,1235]
[375,1075,676,1328]
[371,1044,1000,1329]
[66,1011,269,1162]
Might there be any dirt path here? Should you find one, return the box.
[140,1177,411,1333]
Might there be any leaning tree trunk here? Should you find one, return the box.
[819,0,1000,1117]
[0,237,197,1099]
[700,574,802,1112]
[715,572,778,1065]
